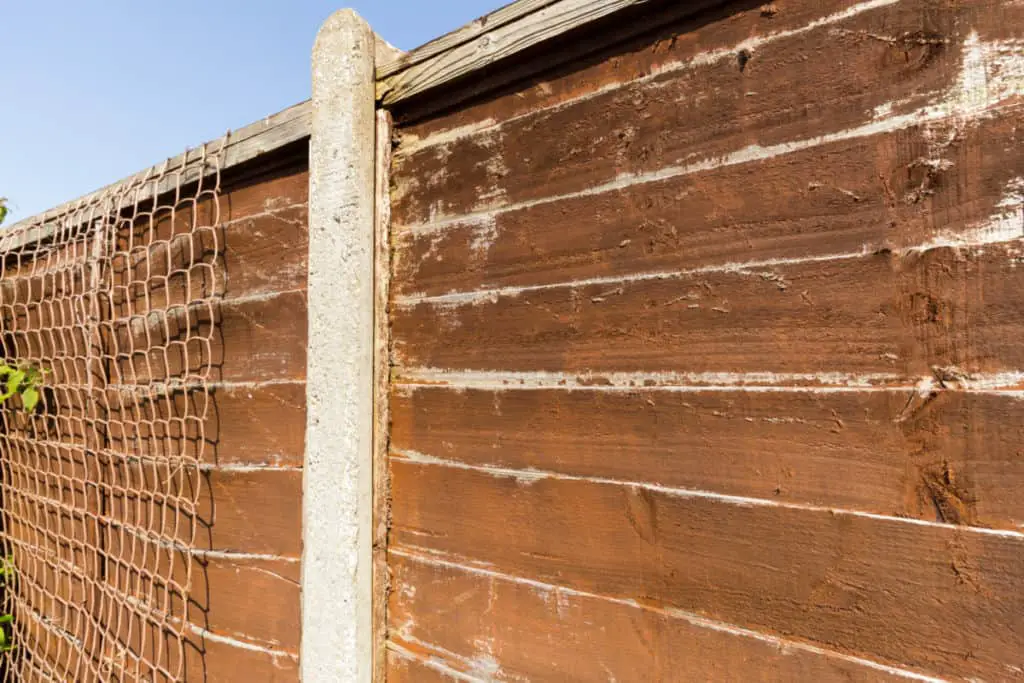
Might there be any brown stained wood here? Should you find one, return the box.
[389,460,1024,680]
[208,384,306,468]
[220,168,308,223]
[182,634,299,683]
[388,552,926,682]
[193,469,303,557]
[98,512,300,675]
[391,387,1024,530]
[104,467,302,558]
[396,0,872,140]
[378,0,679,106]
[391,245,1024,377]
[390,0,1022,227]
[393,111,1024,297]
[102,383,304,468]
[110,289,308,385]
[222,206,308,299]
[188,556,300,653]
[386,649,464,683]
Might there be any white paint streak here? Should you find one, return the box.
[397,33,1024,236]
[395,368,905,391]
[395,251,868,307]
[907,177,1024,250]
[389,450,1024,541]
[394,0,902,158]
[397,170,1024,307]
[187,622,299,659]
[193,549,300,563]
[387,642,490,682]
[198,463,303,473]
[390,549,948,683]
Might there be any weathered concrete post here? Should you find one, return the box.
[304,9,376,682]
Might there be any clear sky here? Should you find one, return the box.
[0,0,505,221]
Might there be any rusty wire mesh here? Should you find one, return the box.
[0,142,225,681]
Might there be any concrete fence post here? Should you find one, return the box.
[304,9,376,682]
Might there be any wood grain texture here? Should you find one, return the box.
[392,245,1024,377]
[377,0,661,105]
[389,552,932,682]
[182,634,299,683]
[393,111,1024,297]
[389,459,1024,680]
[394,0,878,141]
[391,0,1022,227]
[386,648,467,683]
[377,0,562,78]
[193,469,303,557]
[392,386,1024,530]
[111,289,308,385]
[187,555,301,653]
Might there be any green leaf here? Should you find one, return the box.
[22,386,40,412]
[0,364,14,377]
[6,369,25,396]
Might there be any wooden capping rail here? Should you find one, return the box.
[376,0,657,104]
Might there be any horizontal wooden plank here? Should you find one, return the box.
[389,459,1024,680]
[396,0,894,142]
[188,555,300,653]
[104,467,302,557]
[182,634,299,683]
[386,647,474,682]
[110,289,308,385]
[393,110,1024,297]
[221,205,307,299]
[207,384,306,468]
[377,0,562,78]
[102,382,304,468]
[111,204,307,311]
[391,0,1022,227]
[192,471,301,561]
[195,469,302,557]
[392,386,1024,530]
[95,550,300,674]
[389,551,931,682]
[391,245,1024,377]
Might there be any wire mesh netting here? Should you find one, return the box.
[0,142,225,681]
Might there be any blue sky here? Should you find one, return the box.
[0,0,505,221]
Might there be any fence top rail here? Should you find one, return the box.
[4,0,678,248]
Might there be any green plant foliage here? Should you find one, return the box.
[0,197,8,225]
[0,557,13,652]
[0,364,44,413]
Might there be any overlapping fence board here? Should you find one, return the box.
[385,0,1024,679]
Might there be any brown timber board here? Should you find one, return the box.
[392,386,1024,530]
[388,552,931,682]
[393,111,1024,297]
[389,460,1024,680]
[391,245,1024,377]
[391,0,1022,227]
